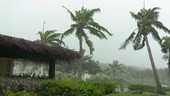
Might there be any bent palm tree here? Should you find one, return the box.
[37,30,65,46]
[62,6,112,79]
[120,7,170,94]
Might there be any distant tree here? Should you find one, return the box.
[62,6,112,79]
[56,54,92,76]
[158,68,170,85]
[119,7,170,94]
[56,61,77,75]
[105,60,124,78]
[125,66,154,84]
[83,59,102,76]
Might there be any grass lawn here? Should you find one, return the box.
[105,92,170,96]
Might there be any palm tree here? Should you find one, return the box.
[36,29,65,78]
[119,7,170,94]
[83,59,102,76]
[37,30,65,46]
[105,60,124,78]
[62,6,112,79]
[161,36,170,79]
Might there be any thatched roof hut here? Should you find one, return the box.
[0,34,80,60]
[0,34,80,78]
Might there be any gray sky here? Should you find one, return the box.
[0,0,170,68]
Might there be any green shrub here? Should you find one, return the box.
[0,77,40,93]
[91,81,117,94]
[164,87,170,91]
[38,80,104,96]
[128,84,156,93]
[5,87,36,96]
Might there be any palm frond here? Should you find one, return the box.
[37,31,45,41]
[88,22,112,36]
[49,38,65,46]
[148,7,160,20]
[153,21,170,34]
[83,34,94,54]
[58,40,65,46]
[85,8,100,20]
[132,28,145,50]
[45,34,61,41]
[130,12,142,21]
[63,6,77,22]
[86,26,107,39]
[150,27,161,44]
[161,36,170,53]
[61,27,75,39]
[133,34,142,50]
[119,31,136,49]
[133,37,145,50]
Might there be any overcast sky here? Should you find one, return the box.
[0,0,170,68]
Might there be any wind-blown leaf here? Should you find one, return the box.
[119,31,136,49]
[86,26,107,39]
[153,21,170,34]
[89,22,112,36]
[150,27,161,44]
[63,6,77,22]
[61,27,75,39]
[84,34,94,54]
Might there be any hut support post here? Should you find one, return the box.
[49,59,55,79]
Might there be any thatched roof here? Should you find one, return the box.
[0,34,80,61]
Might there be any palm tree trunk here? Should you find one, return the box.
[144,35,165,94]
[78,35,83,80]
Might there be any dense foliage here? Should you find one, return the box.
[91,81,117,94]
[5,87,36,96]
[128,84,156,93]
[38,80,105,96]
[0,77,40,93]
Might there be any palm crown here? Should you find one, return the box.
[62,6,112,54]
[120,7,170,50]
[37,30,65,46]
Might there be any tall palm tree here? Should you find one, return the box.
[161,36,170,79]
[62,6,112,79]
[105,60,124,78]
[119,7,170,94]
[37,30,65,46]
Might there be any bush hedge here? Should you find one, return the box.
[38,80,105,96]
[5,87,37,96]
[0,76,117,96]
[91,81,117,94]
[128,84,156,93]
[0,77,41,93]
